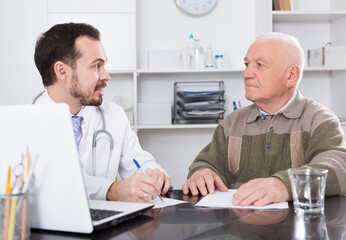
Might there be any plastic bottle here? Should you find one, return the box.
[191,38,204,69]
[181,34,194,69]
[215,55,224,68]
[205,43,214,68]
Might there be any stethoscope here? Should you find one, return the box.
[32,91,114,177]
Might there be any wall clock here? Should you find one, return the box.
[175,0,218,16]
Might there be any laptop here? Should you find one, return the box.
[0,104,153,233]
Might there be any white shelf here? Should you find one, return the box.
[137,68,244,74]
[135,124,218,130]
[305,67,346,72]
[272,11,346,22]
[108,67,346,75]
[107,70,135,74]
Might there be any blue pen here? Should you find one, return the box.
[133,159,164,202]
[233,101,237,111]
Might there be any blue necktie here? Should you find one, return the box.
[72,116,83,150]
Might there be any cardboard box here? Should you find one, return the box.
[138,103,172,125]
[307,47,324,67]
[148,49,181,69]
[308,45,346,68]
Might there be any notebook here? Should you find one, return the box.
[0,104,153,233]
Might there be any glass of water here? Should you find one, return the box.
[288,168,328,215]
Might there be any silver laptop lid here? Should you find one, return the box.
[0,104,93,233]
[0,104,153,234]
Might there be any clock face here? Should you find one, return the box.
[176,0,218,16]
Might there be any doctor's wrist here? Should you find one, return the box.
[106,181,118,201]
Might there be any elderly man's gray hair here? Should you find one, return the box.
[256,32,304,85]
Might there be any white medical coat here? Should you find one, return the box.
[35,91,168,200]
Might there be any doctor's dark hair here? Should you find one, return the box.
[34,22,101,87]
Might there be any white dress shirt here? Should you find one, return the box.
[34,91,168,200]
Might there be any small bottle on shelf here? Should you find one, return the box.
[181,34,194,69]
[215,55,224,68]
[191,38,204,69]
[205,43,214,68]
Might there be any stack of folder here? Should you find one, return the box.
[173,81,225,124]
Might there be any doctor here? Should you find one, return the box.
[33,22,171,202]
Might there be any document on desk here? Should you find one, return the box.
[195,189,288,210]
[151,197,187,209]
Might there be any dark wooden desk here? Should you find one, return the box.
[32,190,346,240]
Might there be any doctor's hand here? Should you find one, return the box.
[182,168,228,196]
[232,177,289,207]
[145,168,171,195]
[106,173,160,203]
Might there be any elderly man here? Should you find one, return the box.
[182,32,346,206]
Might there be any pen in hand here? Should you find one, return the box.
[133,159,164,203]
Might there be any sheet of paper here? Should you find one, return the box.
[195,189,289,210]
[151,197,187,209]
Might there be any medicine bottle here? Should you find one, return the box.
[215,55,224,68]
[191,38,204,69]
[181,34,194,68]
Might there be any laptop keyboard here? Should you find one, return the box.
[90,209,123,221]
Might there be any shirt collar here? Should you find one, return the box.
[71,106,86,118]
[38,90,88,119]
[247,90,305,123]
[281,90,306,119]
[258,90,297,116]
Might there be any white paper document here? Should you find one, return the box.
[195,189,289,210]
[151,197,187,209]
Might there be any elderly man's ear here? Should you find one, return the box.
[286,65,300,88]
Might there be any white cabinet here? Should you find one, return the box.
[47,0,135,13]
[47,0,136,71]
[135,68,250,129]
[272,0,346,118]
[107,68,250,130]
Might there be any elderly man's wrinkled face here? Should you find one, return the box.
[243,40,292,108]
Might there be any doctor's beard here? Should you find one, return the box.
[70,72,106,106]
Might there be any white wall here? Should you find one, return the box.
[137,0,258,69]
[0,0,136,106]
[0,0,261,110]
[0,0,47,105]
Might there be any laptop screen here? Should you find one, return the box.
[0,104,153,233]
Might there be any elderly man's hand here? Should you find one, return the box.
[232,177,289,207]
[182,168,228,196]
